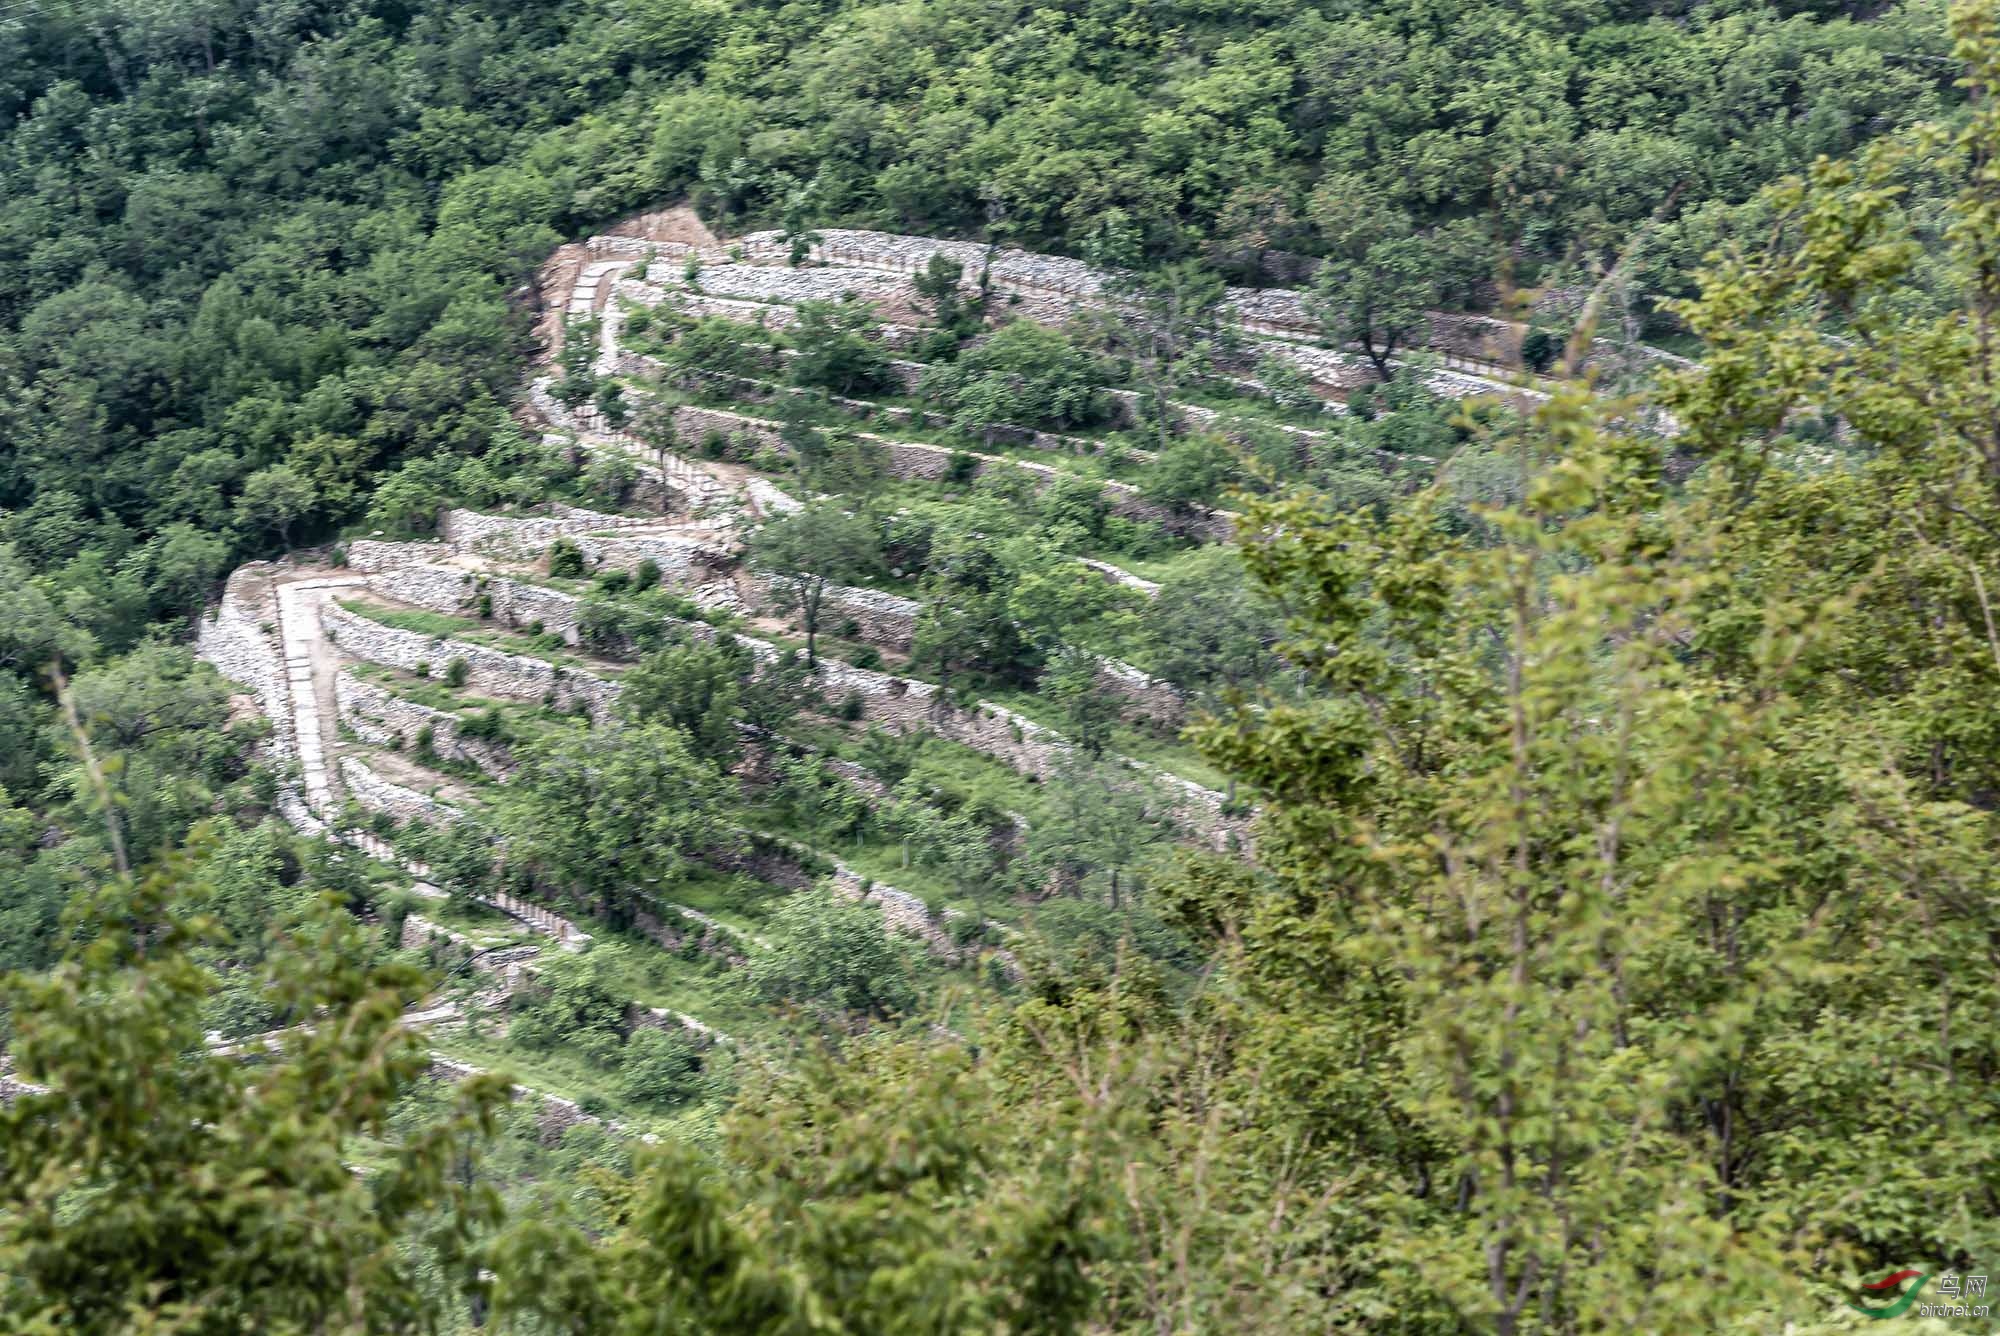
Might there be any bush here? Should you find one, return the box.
[443,658,468,688]
[618,1027,705,1110]
[414,661,431,678]
[548,537,586,578]
[788,298,893,396]
[633,558,662,591]
[915,320,1110,435]
[1254,353,1321,414]
[596,570,632,594]
[744,891,921,1020]
[476,592,493,619]
[1521,327,1563,373]
[459,708,509,742]
[838,690,867,721]
[849,645,883,671]
[944,451,981,485]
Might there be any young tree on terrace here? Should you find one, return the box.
[632,396,681,514]
[619,637,745,766]
[1305,173,1480,381]
[1095,260,1234,451]
[750,498,884,665]
[498,720,737,927]
[788,298,892,396]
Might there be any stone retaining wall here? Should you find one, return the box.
[336,671,514,779]
[426,1053,628,1143]
[366,564,584,644]
[443,508,627,563]
[749,573,919,650]
[343,539,449,572]
[339,755,462,827]
[1093,658,1185,727]
[577,532,731,583]
[197,566,291,761]
[666,404,1233,543]
[322,601,621,718]
[401,914,542,975]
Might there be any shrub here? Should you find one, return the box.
[329,545,348,568]
[849,645,883,671]
[619,1027,705,1110]
[414,661,431,678]
[443,658,468,688]
[838,690,867,721]
[633,558,662,591]
[459,708,509,742]
[944,451,981,485]
[548,537,586,577]
[596,570,632,594]
[1521,327,1563,373]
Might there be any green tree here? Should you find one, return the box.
[488,1033,1111,1335]
[788,298,891,396]
[1140,432,1241,512]
[750,499,884,665]
[1042,646,1115,758]
[916,320,1108,438]
[0,835,507,1334]
[498,721,737,927]
[620,637,746,765]
[1096,260,1232,450]
[235,464,317,549]
[773,751,870,858]
[742,889,921,1022]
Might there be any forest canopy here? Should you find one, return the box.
[4,0,2000,1331]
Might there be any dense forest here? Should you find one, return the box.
[4,0,2000,1330]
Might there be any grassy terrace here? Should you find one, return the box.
[427,560,1226,792]
[334,596,628,677]
[424,1029,724,1142]
[635,376,1162,487]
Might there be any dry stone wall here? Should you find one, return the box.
[343,539,449,572]
[748,573,919,650]
[322,602,622,718]
[663,404,1234,542]
[337,671,514,779]
[442,508,636,562]
[654,263,913,308]
[366,563,583,644]
[1093,658,1185,727]
[339,755,462,826]
[197,566,292,762]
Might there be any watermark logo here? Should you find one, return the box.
[1850,1271,1929,1320]
[1849,1270,1989,1320]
